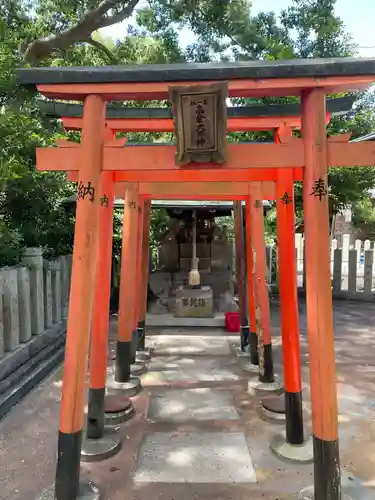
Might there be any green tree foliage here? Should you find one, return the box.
[351,196,375,240]
[280,0,355,58]
[0,0,75,264]
[149,208,170,268]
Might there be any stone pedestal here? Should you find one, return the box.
[22,248,44,335]
[43,261,53,329]
[17,266,32,343]
[51,260,62,323]
[2,267,19,351]
[175,286,214,318]
[59,254,72,318]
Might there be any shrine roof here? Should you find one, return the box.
[16,58,375,87]
[351,132,375,142]
[38,96,355,119]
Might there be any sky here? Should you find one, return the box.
[100,0,375,58]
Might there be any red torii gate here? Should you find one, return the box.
[16,58,375,500]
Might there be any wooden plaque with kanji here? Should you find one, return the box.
[169,82,228,165]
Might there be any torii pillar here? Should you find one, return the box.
[106,185,143,396]
[51,95,105,500]
[241,197,259,372]
[137,199,152,358]
[248,183,280,393]
[129,198,147,372]
[234,200,249,351]
[267,129,312,462]
[298,89,341,498]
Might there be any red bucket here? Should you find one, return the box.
[225,312,240,333]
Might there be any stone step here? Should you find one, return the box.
[146,313,225,328]
[0,320,66,382]
[0,334,65,421]
[0,333,65,396]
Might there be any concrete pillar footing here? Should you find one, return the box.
[106,375,142,397]
[234,345,249,357]
[260,405,286,421]
[270,433,313,463]
[260,392,286,417]
[131,360,147,376]
[241,362,259,374]
[142,346,153,355]
[36,480,100,500]
[297,487,351,500]
[297,472,374,500]
[81,429,121,463]
[104,394,134,425]
[248,378,282,393]
[136,349,151,361]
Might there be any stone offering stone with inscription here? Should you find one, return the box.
[175,286,214,318]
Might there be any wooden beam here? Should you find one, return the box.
[62,113,333,133]
[67,168,291,184]
[38,96,354,121]
[113,169,303,183]
[328,142,375,166]
[138,181,275,199]
[38,141,375,177]
[37,142,304,170]
[66,172,276,199]
[62,116,303,132]
[36,76,374,100]
[120,181,275,200]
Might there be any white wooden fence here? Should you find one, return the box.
[266,234,375,301]
[0,248,72,359]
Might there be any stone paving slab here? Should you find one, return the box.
[135,431,256,484]
[146,314,225,328]
[158,328,227,337]
[147,388,240,421]
[142,355,241,384]
[149,334,231,356]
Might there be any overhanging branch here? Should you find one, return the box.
[22,0,140,63]
[86,38,119,64]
